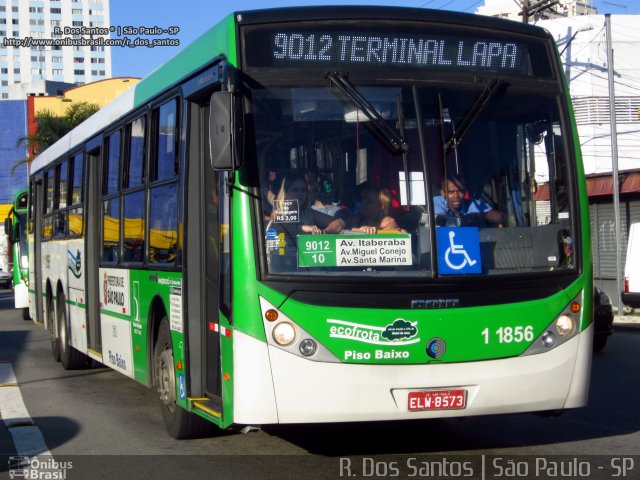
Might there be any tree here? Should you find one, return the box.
[13,101,100,174]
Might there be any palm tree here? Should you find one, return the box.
[13,101,100,175]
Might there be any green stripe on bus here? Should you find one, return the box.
[133,13,237,108]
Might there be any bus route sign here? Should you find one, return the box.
[298,233,412,268]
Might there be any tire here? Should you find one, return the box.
[58,293,88,370]
[154,317,213,439]
[48,294,60,362]
[593,334,608,353]
[22,307,30,321]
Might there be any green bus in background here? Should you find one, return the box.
[5,189,30,320]
[26,6,592,439]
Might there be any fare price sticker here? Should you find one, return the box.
[298,234,412,267]
[273,199,299,223]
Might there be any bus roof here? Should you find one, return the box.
[235,5,549,38]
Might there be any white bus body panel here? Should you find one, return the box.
[233,325,592,424]
[14,282,28,309]
[233,331,279,424]
[67,240,87,354]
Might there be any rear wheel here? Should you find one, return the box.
[22,307,30,321]
[58,293,88,369]
[48,294,60,362]
[154,317,213,439]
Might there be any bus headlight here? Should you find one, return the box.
[555,314,575,337]
[299,339,317,357]
[272,322,296,346]
[541,331,556,348]
[523,291,583,356]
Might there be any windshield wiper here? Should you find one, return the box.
[325,71,409,154]
[443,78,504,153]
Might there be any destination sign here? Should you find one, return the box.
[298,233,412,268]
[244,27,532,75]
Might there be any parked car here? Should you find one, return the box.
[593,286,614,352]
[0,268,12,289]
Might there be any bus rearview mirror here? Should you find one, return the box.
[209,91,235,170]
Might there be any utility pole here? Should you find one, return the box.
[519,0,561,23]
[605,13,624,314]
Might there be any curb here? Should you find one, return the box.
[613,315,640,326]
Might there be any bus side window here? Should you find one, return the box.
[102,131,121,263]
[68,153,84,237]
[122,116,146,263]
[42,169,54,240]
[148,98,179,265]
[151,99,179,182]
[53,159,68,238]
[123,191,145,263]
[149,184,178,264]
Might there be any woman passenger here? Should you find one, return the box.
[355,186,405,234]
[271,171,345,234]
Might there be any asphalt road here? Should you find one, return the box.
[1,288,639,479]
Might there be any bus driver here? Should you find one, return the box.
[433,175,504,227]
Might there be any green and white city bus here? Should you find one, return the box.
[5,189,30,319]
[27,7,592,438]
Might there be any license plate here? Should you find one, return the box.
[408,389,467,411]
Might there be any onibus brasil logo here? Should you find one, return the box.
[8,455,72,479]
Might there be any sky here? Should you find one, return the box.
[109,0,640,79]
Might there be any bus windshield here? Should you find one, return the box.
[252,80,575,278]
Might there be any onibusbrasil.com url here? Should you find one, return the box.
[2,36,179,48]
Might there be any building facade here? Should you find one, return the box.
[0,77,138,270]
[477,0,597,21]
[476,1,640,302]
[538,14,640,301]
[0,0,112,99]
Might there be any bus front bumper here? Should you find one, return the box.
[232,324,592,425]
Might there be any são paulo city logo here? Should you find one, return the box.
[327,318,419,345]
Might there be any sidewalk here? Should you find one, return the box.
[613,315,640,326]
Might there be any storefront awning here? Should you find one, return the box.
[534,170,640,200]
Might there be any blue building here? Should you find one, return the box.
[0,100,28,206]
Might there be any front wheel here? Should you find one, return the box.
[593,334,608,353]
[154,317,213,439]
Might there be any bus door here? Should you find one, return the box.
[184,87,226,408]
[32,175,45,324]
[85,147,102,355]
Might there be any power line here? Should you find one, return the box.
[462,1,483,12]
[437,0,458,9]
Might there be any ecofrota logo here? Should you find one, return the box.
[328,319,420,345]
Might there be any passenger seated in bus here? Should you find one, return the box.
[433,174,504,227]
[270,171,345,234]
[353,186,406,234]
[311,175,351,222]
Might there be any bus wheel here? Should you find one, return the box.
[48,295,60,363]
[58,293,87,370]
[22,307,30,321]
[154,318,213,439]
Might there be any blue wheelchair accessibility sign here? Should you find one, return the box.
[436,227,482,275]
